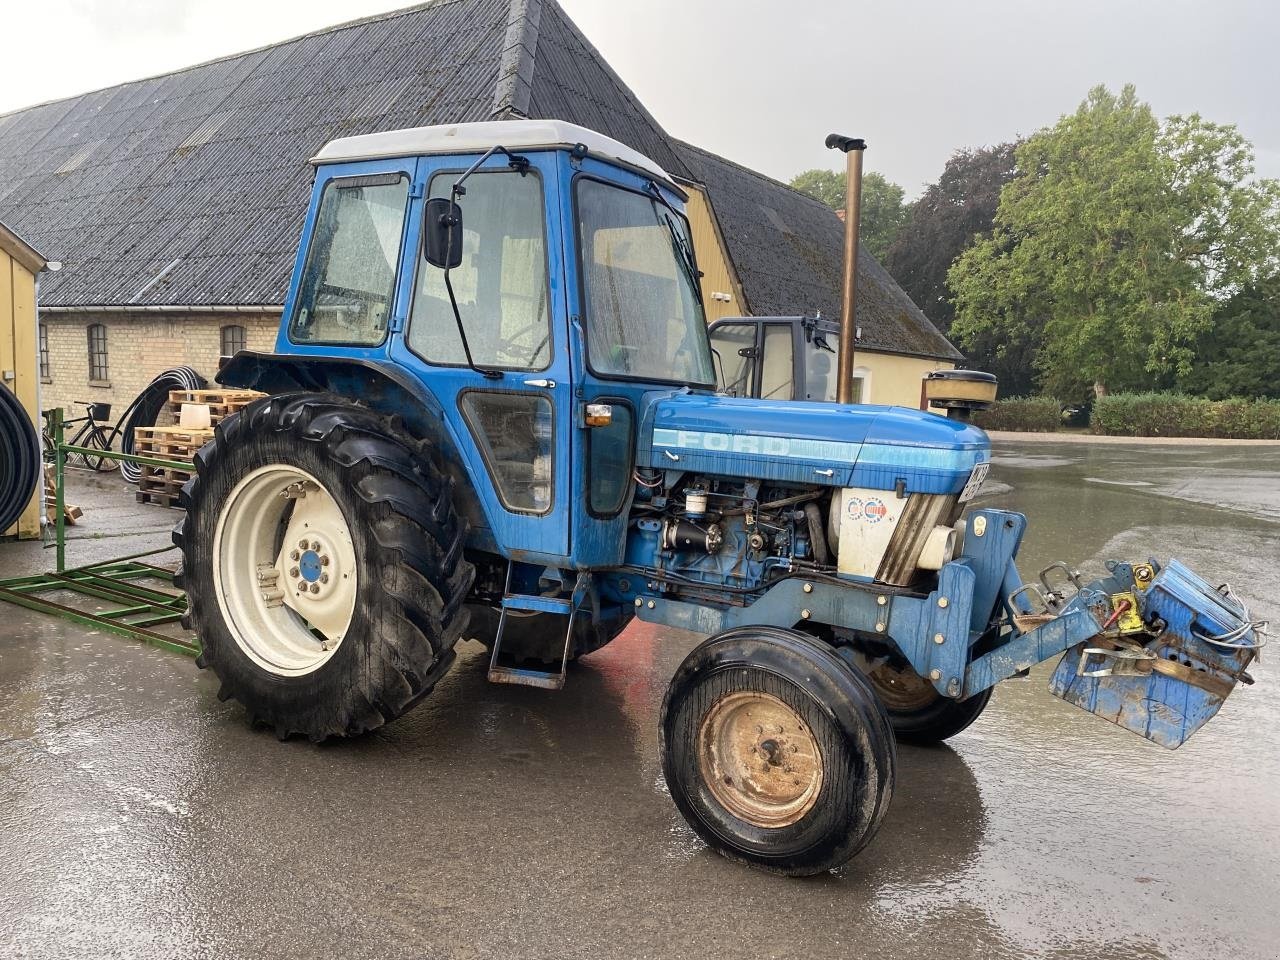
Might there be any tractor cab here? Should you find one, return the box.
[264,119,715,570]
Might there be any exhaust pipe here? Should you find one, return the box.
[825,133,866,405]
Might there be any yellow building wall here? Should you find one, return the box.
[1,247,41,538]
[855,350,955,409]
[682,184,745,322]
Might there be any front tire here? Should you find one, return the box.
[661,627,896,876]
[174,393,474,741]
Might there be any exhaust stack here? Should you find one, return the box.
[825,133,867,405]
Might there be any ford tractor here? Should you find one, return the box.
[178,120,1266,875]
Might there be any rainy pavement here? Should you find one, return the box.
[1,442,1277,960]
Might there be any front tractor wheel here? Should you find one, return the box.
[853,654,993,745]
[661,627,896,876]
[175,393,474,741]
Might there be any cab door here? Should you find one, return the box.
[390,151,571,562]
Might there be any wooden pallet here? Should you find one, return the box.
[133,425,215,458]
[167,388,265,425]
[133,425,211,508]
[42,465,83,525]
[136,469,191,509]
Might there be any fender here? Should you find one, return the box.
[217,351,495,551]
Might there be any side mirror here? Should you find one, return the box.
[423,196,463,269]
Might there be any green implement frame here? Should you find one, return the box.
[0,409,201,657]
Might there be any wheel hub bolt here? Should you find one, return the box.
[320,555,330,566]
[289,566,300,578]
[310,540,321,551]
[320,573,329,584]
[309,583,320,594]
[298,539,308,549]
[289,550,300,561]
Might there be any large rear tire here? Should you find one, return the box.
[465,602,633,664]
[174,392,474,741]
[661,627,896,876]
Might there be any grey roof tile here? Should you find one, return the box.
[0,0,956,362]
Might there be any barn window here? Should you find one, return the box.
[87,324,108,381]
[220,324,247,358]
[38,324,50,379]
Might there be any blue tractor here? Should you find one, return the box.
[178,120,1265,875]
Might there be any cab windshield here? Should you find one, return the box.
[576,178,715,385]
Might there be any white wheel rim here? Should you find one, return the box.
[212,465,358,677]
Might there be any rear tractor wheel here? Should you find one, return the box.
[175,392,474,741]
[661,627,896,875]
[850,652,993,745]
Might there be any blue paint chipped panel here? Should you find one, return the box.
[642,393,989,494]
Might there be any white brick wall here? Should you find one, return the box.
[39,311,280,419]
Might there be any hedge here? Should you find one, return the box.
[1091,393,1280,439]
[973,396,1061,433]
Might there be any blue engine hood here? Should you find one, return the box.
[639,394,990,496]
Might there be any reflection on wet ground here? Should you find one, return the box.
[1,442,1277,959]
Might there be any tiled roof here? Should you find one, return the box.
[0,0,691,307]
[0,0,959,364]
[673,141,962,361]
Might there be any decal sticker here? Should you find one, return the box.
[844,496,864,521]
[863,498,888,523]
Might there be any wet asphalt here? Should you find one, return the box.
[0,441,1277,960]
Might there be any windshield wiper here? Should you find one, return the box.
[644,180,704,304]
[663,212,704,304]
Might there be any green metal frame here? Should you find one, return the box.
[0,409,201,657]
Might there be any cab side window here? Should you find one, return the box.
[409,170,551,371]
[291,174,409,345]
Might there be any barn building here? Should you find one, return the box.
[0,0,959,418]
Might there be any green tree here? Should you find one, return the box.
[948,84,1280,400]
[789,169,907,259]
[1178,276,1280,399]
[789,168,846,208]
[884,142,1021,335]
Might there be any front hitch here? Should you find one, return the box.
[1045,559,1265,748]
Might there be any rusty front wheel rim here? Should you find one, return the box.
[698,690,823,829]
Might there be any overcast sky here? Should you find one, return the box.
[2,1,1275,196]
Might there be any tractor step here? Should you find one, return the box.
[500,594,573,614]
[486,663,567,690]
[486,572,590,691]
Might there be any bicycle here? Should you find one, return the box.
[42,402,120,472]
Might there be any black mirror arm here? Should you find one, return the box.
[449,144,531,204]
[436,144,528,382]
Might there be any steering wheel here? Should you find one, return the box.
[498,320,551,367]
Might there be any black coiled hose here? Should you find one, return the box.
[112,366,206,483]
[0,385,41,534]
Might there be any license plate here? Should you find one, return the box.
[958,461,990,502]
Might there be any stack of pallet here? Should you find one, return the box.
[134,389,265,508]
[134,426,215,508]
[166,387,265,426]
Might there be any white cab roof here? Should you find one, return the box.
[311,119,674,185]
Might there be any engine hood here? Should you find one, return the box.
[638,394,989,496]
